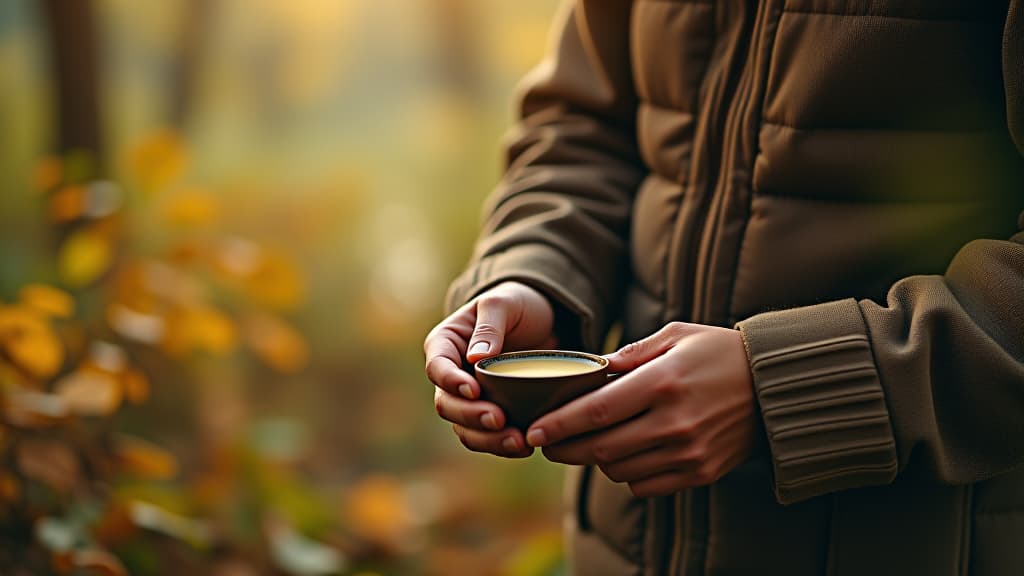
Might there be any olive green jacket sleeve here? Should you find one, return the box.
[444,0,644,348]
[736,0,1024,504]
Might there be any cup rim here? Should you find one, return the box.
[475,350,608,378]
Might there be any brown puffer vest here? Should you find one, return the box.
[445,0,1024,574]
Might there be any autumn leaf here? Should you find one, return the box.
[19,284,75,318]
[58,227,114,287]
[214,240,305,310]
[16,438,80,493]
[69,548,129,576]
[121,368,150,404]
[245,251,305,310]
[344,475,411,547]
[0,305,65,379]
[127,130,188,193]
[2,388,69,427]
[86,341,128,373]
[48,185,87,223]
[33,156,64,192]
[244,313,309,373]
[114,435,178,480]
[129,501,212,548]
[107,304,166,345]
[163,189,221,226]
[0,472,20,503]
[53,369,123,416]
[177,306,238,355]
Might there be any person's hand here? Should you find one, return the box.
[424,281,557,458]
[525,322,757,497]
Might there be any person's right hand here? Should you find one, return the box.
[424,281,557,458]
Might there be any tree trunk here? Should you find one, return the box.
[41,0,104,165]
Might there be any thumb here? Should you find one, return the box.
[466,294,512,362]
[606,322,690,373]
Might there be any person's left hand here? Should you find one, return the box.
[525,322,758,497]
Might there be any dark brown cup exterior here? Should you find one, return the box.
[474,350,609,430]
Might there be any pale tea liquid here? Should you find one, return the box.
[485,357,598,377]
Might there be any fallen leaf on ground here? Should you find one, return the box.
[19,284,75,319]
[53,369,122,416]
[16,438,80,493]
[0,305,64,379]
[114,435,178,479]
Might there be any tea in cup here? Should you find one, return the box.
[474,350,609,430]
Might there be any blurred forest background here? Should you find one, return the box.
[0,1,564,574]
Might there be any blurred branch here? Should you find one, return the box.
[170,0,213,130]
[41,0,104,165]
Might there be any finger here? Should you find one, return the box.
[526,360,669,447]
[434,388,506,430]
[598,444,699,483]
[425,324,478,399]
[539,413,663,465]
[452,424,533,458]
[628,467,714,498]
[466,293,514,362]
[605,322,693,373]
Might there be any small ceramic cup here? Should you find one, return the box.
[474,350,610,430]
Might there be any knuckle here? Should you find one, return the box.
[472,323,502,338]
[452,425,468,446]
[587,399,612,428]
[424,356,448,383]
[650,378,677,401]
[433,391,445,417]
[676,443,706,466]
[424,355,439,377]
[666,417,697,441]
[691,463,718,485]
[599,464,624,483]
[591,442,614,466]
[621,339,645,358]
[478,293,512,311]
[666,321,686,333]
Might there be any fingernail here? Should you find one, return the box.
[526,428,547,447]
[502,436,520,452]
[481,412,498,430]
[458,384,474,399]
[469,341,490,356]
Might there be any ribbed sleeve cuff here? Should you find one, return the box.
[444,245,606,351]
[736,299,898,504]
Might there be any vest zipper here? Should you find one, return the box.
[694,0,773,325]
[665,1,774,574]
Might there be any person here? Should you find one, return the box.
[424,1,1024,574]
